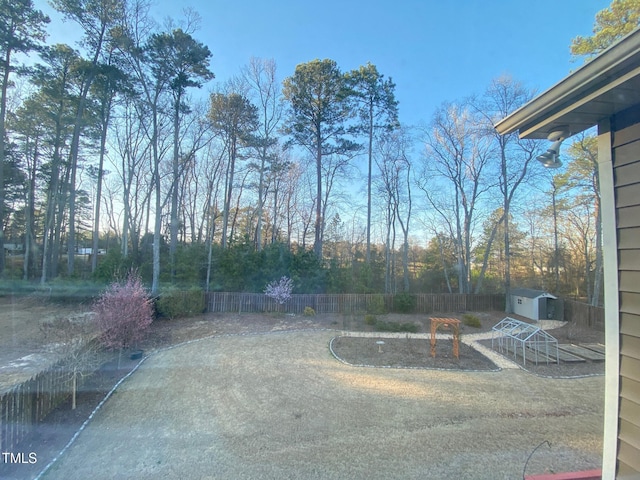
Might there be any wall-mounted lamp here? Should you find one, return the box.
[537,127,570,169]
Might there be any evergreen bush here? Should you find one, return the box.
[364,314,377,325]
[462,313,482,328]
[366,295,386,314]
[393,292,416,313]
[156,287,205,319]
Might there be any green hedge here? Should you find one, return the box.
[156,288,205,319]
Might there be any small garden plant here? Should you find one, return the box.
[462,313,482,328]
[303,306,316,316]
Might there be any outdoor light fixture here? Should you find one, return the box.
[537,127,570,169]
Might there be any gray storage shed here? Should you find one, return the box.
[510,288,557,321]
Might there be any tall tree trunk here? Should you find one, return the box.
[151,108,161,294]
[24,138,39,280]
[92,102,111,273]
[205,203,216,292]
[221,137,236,249]
[121,205,129,258]
[0,49,10,276]
[271,184,279,244]
[399,163,411,292]
[169,94,181,280]
[592,204,603,306]
[152,164,161,294]
[67,20,107,276]
[474,213,504,294]
[255,153,266,250]
[67,142,79,275]
[591,169,603,305]
[584,231,592,302]
[314,142,323,260]
[366,108,373,264]
[384,203,392,294]
[438,235,453,294]
[391,211,397,294]
[229,170,248,244]
[49,163,71,280]
[66,81,98,275]
[502,148,513,313]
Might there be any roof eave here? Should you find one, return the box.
[495,28,640,138]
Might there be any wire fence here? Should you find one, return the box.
[0,342,104,454]
[1,358,73,453]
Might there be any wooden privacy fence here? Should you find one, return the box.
[563,298,605,331]
[206,292,505,314]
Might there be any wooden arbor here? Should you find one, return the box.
[430,317,461,359]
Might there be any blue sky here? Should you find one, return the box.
[39,0,610,126]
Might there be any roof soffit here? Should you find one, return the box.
[495,28,640,139]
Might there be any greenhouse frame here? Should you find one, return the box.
[491,317,559,366]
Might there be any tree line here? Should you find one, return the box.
[2,0,629,306]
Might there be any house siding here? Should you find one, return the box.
[613,105,640,478]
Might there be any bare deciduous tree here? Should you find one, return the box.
[419,101,493,293]
[472,76,538,309]
[242,57,283,250]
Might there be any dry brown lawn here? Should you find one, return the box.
[40,328,603,480]
[0,306,605,479]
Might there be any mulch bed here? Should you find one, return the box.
[331,336,498,371]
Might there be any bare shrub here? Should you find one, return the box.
[41,314,101,410]
[93,271,153,354]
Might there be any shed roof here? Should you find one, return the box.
[511,288,557,299]
[494,27,640,139]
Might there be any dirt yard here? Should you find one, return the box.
[38,330,603,480]
[0,305,605,479]
[0,297,87,391]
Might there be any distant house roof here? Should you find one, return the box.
[511,288,557,299]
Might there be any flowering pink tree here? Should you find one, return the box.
[93,271,153,354]
[264,276,293,306]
